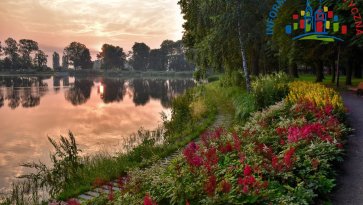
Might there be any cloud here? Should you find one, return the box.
[0,0,184,59]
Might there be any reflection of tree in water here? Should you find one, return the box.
[21,89,40,108]
[130,79,150,106]
[101,79,126,104]
[65,79,94,106]
[53,76,70,92]
[0,94,4,108]
[0,76,49,109]
[129,79,195,108]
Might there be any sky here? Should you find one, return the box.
[0,0,184,61]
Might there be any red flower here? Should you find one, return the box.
[144,194,157,205]
[204,175,217,196]
[284,147,295,168]
[221,180,232,193]
[232,132,241,151]
[205,147,218,166]
[183,142,203,167]
[242,185,249,193]
[219,141,233,153]
[244,164,252,176]
[186,200,190,205]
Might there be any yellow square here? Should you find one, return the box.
[301,10,305,16]
[326,21,330,29]
[324,6,328,12]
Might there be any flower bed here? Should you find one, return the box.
[88,81,348,205]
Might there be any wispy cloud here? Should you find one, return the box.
[0,0,183,59]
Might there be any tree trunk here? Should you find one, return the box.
[315,60,324,82]
[331,61,336,83]
[346,60,353,85]
[237,1,251,93]
[289,62,299,78]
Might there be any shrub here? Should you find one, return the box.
[252,72,290,109]
[220,70,245,87]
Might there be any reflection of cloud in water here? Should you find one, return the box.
[0,76,192,190]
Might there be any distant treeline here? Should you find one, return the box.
[0,38,195,72]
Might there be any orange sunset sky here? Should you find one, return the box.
[0,0,184,60]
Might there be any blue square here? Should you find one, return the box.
[285,25,292,34]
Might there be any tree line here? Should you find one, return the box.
[0,38,194,72]
[178,0,363,89]
[0,38,48,70]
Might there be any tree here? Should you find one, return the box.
[34,50,48,68]
[0,41,3,56]
[52,52,60,70]
[64,42,92,69]
[148,49,164,71]
[130,42,150,71]
[62,51,69,69]
[18,39,39,69]
[4,38,20,69]
[97,44,126,69]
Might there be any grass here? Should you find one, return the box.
[297,74,362,88]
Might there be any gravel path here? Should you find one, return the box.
[332,92,363,205]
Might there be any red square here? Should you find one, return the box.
[300,19,305,29]
[316,21,323,32]
[293,14,299,20]
[342,25,347,34]
[328,11,334,18]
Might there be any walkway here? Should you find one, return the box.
[332,92,363,204]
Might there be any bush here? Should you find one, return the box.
[220,70,245,87]
[252,72,290,109]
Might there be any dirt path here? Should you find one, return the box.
[332,92,363,204]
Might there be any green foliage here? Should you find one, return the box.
[252,72,291,109]
[233,93,256,122]
[20,132,82,198]
[219,71,245,87]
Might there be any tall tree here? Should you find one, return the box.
[148,49,164,71]
[18,39,39,69]
[64,42,92,69]
[97,44,126,69]
[130,42,150,71]
[62,51,69,69]
[4,38,20,69]
[34,50,48,68]
[52,52,60,69]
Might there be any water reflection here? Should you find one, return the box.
[0,76,195,109]
[65,79,94,106]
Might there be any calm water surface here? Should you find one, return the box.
[0,75,195,191]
